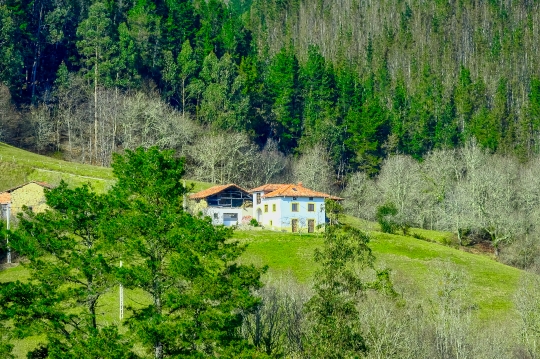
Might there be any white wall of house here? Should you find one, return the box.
[204,207,250,226]
[252,193,326,232]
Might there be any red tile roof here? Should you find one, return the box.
[261,183,343,200]
[189,184,250,200]
[248,184,287,193]
[0,192,10,204]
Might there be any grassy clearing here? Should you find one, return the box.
[0,142,212,193]
[235,224,523,323]
[0,143,113,180]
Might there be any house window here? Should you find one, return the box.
[291,203,299,212]
[292,196,297,200]
[309,197,314,201]
[213,213,218,219]
[308,203,315,212]
[256,193,261,204]
[270,220,273,226]
[264,204,268,213]
[272,204,276,212]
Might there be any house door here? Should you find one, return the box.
[308,219,314,233]
[291,219,298,233]
[256,208,262,222]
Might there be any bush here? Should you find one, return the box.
[249,218,259,227]
[376,202,399,234]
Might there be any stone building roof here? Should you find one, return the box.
[0,181,54,204]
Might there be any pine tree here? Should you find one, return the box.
[109,147,263,358]
[0,182,133,357]
[76,1,116,164]
[265,47,301,151]
[304,224,395,358]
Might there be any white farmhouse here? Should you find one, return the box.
[249,183,342,233]
[189,184,252,226]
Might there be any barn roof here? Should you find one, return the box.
[0,181,54,204]
[189,184,250,200]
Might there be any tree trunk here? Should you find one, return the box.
[94,49,98,165]
[31,5,43,105]
[182,78,186,117]
[153,264,163,359]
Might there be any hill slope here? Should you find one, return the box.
[235,224,522,323]
[0,217,525,357]
[0,142,211,193]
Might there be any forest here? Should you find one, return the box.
[2,0,540,265]
[3,0,540,172]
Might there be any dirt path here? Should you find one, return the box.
[33,167,113,181]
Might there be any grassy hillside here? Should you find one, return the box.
[0,143,212,193]
[0,143,528,355]
[234,223,522,323]
[0,218,525,357]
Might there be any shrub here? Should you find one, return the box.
[376,202,399,234]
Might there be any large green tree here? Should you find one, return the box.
[304,224,395,358]
[109,147,264,358]
[0,182,133,358]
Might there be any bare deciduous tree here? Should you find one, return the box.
[190,132,258,186]
[29,105,55,154]
[343,171,379,221]
[292,144,335,193]
[242,276,310,357]
[376,155,425,228]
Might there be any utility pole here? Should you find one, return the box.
[2,204,11,264]
[119,260,123,320]
[183,180,187,211]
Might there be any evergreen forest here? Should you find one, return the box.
[3,0,540,175]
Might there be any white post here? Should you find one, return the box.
[5,204,10,264]
[183,180,187,210]
[119,260,123,320]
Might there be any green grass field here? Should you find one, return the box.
[235,226,522,323]
[1,223,522,357]
[0,142,212,193]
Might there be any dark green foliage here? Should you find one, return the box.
[265,47,301,151]
[76,2,116,87]
[110,147,264,358]
[376,202,399,234]
[5,0,540,174]
[304,225,395,357]
[0,147,264,357]
[0,181,134,357]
